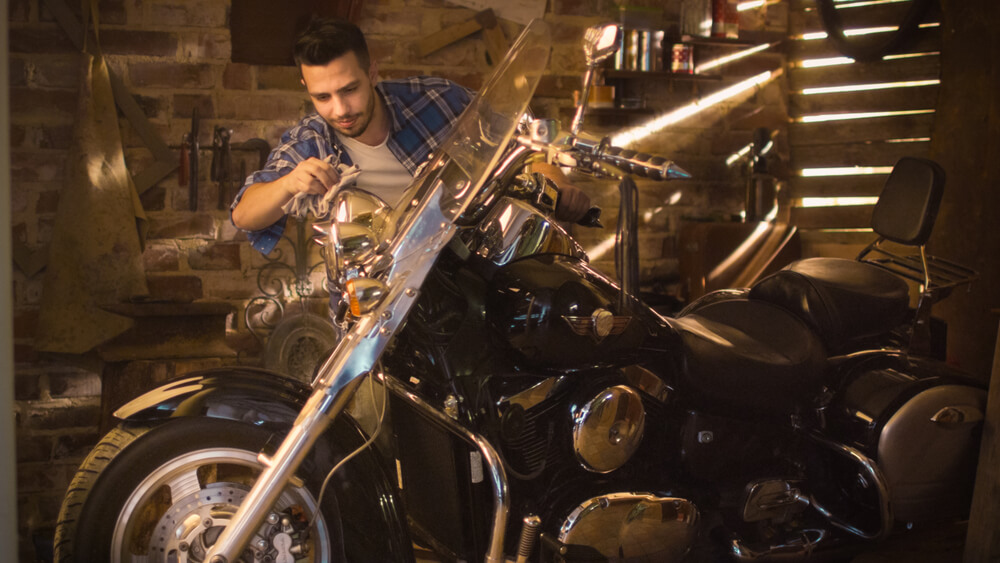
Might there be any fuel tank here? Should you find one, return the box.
[485,254,673,370]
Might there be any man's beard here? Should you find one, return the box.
[329,90,375,138]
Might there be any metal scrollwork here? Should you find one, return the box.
[243,218,337,382]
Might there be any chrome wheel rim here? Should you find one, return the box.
[110,447,329,562]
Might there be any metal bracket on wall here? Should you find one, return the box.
[12,0,180,277]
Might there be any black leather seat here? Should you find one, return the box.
[749,257,910,353]
[746,157,950,354]
[671,298,826,416]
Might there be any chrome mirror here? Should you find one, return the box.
[571,23,621,136]
[582,23,622,66]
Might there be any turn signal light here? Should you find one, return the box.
[345,277,388,316]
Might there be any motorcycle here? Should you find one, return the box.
[54,20,986,563]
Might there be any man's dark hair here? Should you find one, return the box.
[294,18,371,69]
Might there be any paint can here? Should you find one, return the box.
[671,43,694,74]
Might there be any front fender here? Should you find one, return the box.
[115,366,313,429]
[114,366,414,562]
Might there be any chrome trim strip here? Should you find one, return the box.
[379,373,510,563]
[498,376,560,411]
[729,528,827,562]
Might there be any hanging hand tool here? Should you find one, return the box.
[188,107,200,211]
[234,138,271,171]
[227,138,272,208]
[212,126,233,210]
[179,135,189,187]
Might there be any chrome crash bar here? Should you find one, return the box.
[378,372,511,563]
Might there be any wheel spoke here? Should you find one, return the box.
[165,468,202,502]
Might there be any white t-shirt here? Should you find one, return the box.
[335,132,413,207]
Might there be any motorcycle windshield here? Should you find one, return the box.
[316,20,552,391]
[391,19,551,225]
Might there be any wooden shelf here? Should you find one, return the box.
[671,31,786,47]
[603,69,723,81]
[588,107,656,116]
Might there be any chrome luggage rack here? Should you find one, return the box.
[858,239,979,292]
[858,237,978,355]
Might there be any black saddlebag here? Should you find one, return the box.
[829,360,986,523]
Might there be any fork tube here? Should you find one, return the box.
[204,375,366,563]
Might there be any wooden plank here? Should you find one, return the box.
[133,160,181,196]
[481,22,509,67]
[790,84,938,116]
[417,15,484,57]
[787,174,887,198]
[788,27,940,61]
[788,113,935,146]
[789,0,942,34]
[789,55,940,91]
[964,313,1000,562]
[790,204,874,230]
[789,139,931,169]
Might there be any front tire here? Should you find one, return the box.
[54,417,344,562]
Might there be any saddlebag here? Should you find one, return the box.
[829,360,986,523]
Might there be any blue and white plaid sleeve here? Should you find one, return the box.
[230,116,336,255]
[380,78,474,173]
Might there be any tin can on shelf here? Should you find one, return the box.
[670,43,694,74]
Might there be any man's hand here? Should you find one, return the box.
[554,183,591,223]
[232,157,341,231]
[281,157,342,197]
[530,161,591,223]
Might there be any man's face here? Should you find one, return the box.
[301,51,378,139]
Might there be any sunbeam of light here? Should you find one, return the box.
[611,70,779,147]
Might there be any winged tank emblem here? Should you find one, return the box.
[563,308,631,342]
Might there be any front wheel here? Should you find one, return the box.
[54,417,344,562]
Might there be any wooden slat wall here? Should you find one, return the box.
[786,0,941,250]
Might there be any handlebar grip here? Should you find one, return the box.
[601,146,691,181]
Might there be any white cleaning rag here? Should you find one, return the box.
[281,160,362,219]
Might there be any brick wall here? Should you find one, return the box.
[8,0,787,559]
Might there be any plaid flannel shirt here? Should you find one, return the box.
[232,76,474,255]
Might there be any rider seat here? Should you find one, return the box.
[748,257,909,353]
[671,298,826,417]
[747,157,975,354]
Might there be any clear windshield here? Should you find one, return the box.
[390,20,551,226]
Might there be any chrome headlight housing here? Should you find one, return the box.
[313,189,393,315]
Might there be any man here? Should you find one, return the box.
[232,17,587,255]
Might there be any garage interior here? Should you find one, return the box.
[3,0,999,561]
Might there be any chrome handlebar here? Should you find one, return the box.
[517,132,690,183]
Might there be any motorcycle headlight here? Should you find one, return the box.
[313,189,392,283]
